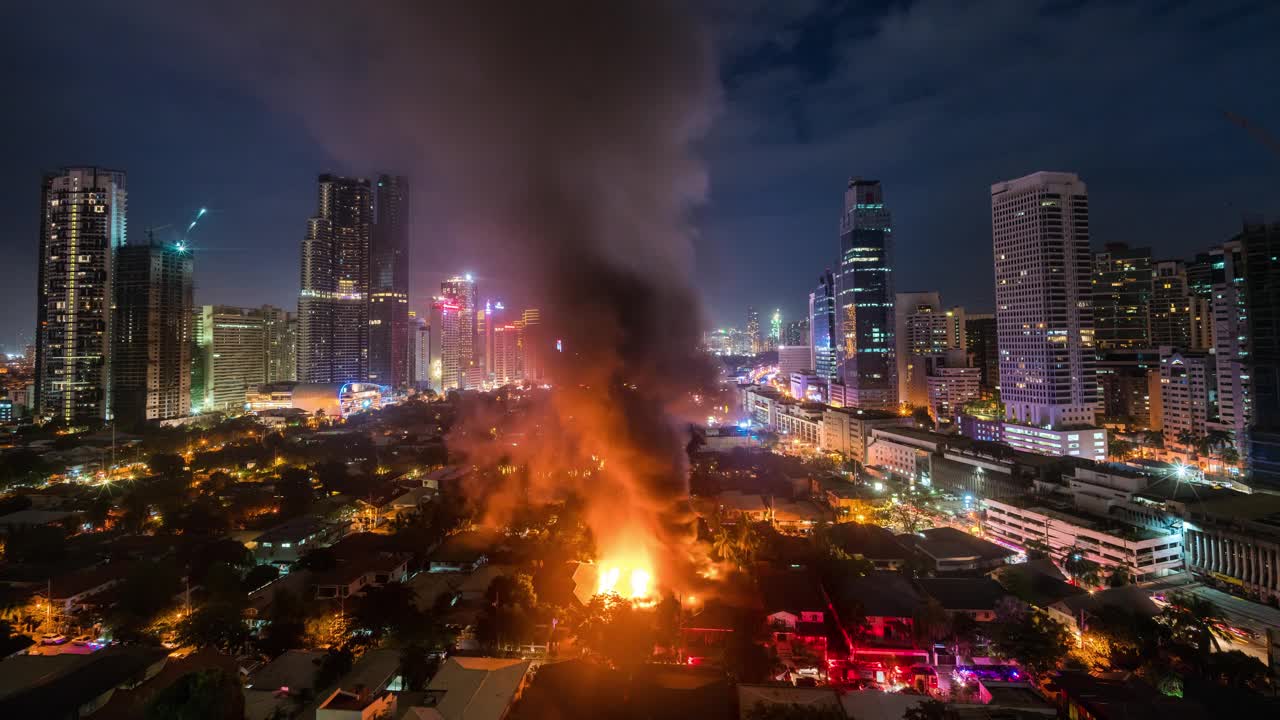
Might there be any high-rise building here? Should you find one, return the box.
[1158,347,1216,443]
[810,271,838,383]
[836,178,896,409]
[964,313,998,396]
[1092,243,1152,350]
[1208,240,1250,456]
[368,174,409,387]
[298,174,372,384]
[493,323,522,386]
[112,232,193,425]
[992,171,1097,428]
[768,309,782,351]
[1095,349,1159,430]
[785,318,809,347]
[927,367,980,423]
[520,308,543,382]
[482,301,506,379]
[195,306,266,412]
[262,305,297,383]
[1150,260,1192,349]
[411,315,431,389]
[894,292,966,408]
[440,275,477,377]
[433,298,464,392]
[746,306,761,354]
[1240,221,1280,485]
[36,167,127,425]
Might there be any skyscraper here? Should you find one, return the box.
[785,318,809,347]
[810,270,838,383]
[195,305,266,412]
[745,306,761,354]
[493,323,521,386]
[1150,259,1192,349]
[440,275,477,376]
[836,178,896,409]
[368,174,409,387]
[964,313,998,396]
[1209,239,1251,457]
[1092,243,1152,350]
[520,308,543,382]
[768,309,782,351]
[262,305,297,383]
[410,315,431,389]
[992,171,1097,428]
[1240,221,1280,485]
[112,232,192,425]
[298,174,372,384]
[36,167,127,425]
[433,298,464,392]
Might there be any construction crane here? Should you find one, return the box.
[1225,111,1280,158]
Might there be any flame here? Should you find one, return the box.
[596,556,655,602]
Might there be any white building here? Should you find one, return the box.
[1208,240,1250,456]
[926,366,980,422]
[819,406,908,465]
[1158,347,1215,443]
[775,401,824,446]
[1002,424,1107,462]
[983,496,1182,582]
[991,172,1097,429]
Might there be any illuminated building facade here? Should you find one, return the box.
[1158,347,1215,443]
[964,313,998,395]
[836,178,896,410]
[768,309,782,351]
[810,270,838,383]
[298,174,372,384]
[1092,243,1152,350]
[262,305,297,383]
[434,298,464,391]
[493,323,521,386]
[368,174,409,386]
[195,305,266,413]
[746,306,761,354]
[992,171,1097,428]
[1241,221,1280,486]
[1151,260,1192,349]
[520,308,543,382]
[785,318,808,347]
[36,167,127,425]
[440,275,477,377]
[1208,239,1250,457]
[411,315,431,388]
[246,381,382,418]
[112,233,193,424]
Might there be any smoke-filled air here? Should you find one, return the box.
[182,0,722,597]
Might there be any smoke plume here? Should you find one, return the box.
[173,1,721,586]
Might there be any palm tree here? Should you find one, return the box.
[1061,547,1103,588]
[1161,592,1233,659]
[912,598,950,652]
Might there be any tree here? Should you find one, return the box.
[257,587,307,657]
[148,453,187,479]
[204,471,234,494]
[399,644,438,692]
[1022,539,1052,561]
[912,598,950,649]
[1108,439,1137,462]
[177,601,249,653]
[275,467,315,518]
[911,406,933,428]
[989,606,1072,675]
[1159,592,1232,659]
[145,669,244,720]
[351,582,421,640]
[948,611,982,660]
[314,647,354,690]
[1107,565,1133,588]
[4,524,67,564]
[1061,547,1103,588]
[111,559,183,636]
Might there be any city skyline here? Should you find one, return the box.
[3,2,1280,348]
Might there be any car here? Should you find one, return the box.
[39,633,67,645]
[71,635,93,646]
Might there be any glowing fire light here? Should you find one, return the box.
[596,564,654,600]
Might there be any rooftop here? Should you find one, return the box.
[426,656,530,720]
[908,526,1016,563]
[917,577,1010,612]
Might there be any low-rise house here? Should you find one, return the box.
[416,656,531,720]
[680,601,739,667]
[826,522,910,570]
[46,563,132,615]
[1046,585,1159,635]
[713,491,771,524]
[916,577,1009,622]
[251,517,347,567]
[834,571,928,664]
[990,560,1087,608]
[312,553,410,600]
[902,527,1016,574]
[757,565,833,677]
[0,646,168,719]
[771,499,830,534]
[317,688,396,720]
[428,531,495,573]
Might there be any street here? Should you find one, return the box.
[1143,574,1279,664]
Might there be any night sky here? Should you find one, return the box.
[2,1,1278,352]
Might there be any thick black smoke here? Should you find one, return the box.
[168,1,721,581]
